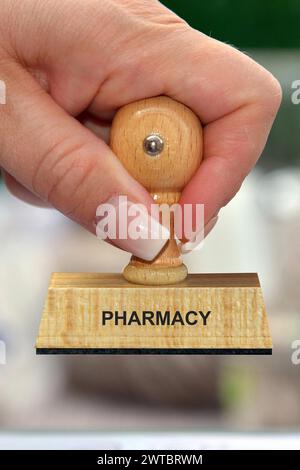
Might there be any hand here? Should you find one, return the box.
[0,0,281,259]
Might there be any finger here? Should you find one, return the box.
[2,170,51,207]
[179,101,278,241]
[2,109,112,208]
[0,60,168,261]
[160,33,282,243]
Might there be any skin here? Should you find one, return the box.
[0,0,282,247]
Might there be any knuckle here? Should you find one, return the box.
[224,44,282,117]
[260,71,282,113]
[253,68,282,116]
[49,156,98,219]
[32,138,98,217]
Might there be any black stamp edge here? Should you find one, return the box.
[36,348,272,355]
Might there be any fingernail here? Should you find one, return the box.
[179,216,219,254]
[95,196,170,261]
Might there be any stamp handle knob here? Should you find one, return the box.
[110,96,203,285]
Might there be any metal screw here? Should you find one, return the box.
[143,134,164,157]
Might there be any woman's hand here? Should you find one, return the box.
[0,0,281,258]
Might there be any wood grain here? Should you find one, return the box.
[36,273,272,352]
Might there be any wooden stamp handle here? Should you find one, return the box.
[110,96,203,285]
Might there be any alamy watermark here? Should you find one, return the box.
[96,196,204,248]
[0,80,6,105]
[291,80,300,104]
[0,340,6,365]
[291,339,300,365]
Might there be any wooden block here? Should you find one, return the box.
[36,272,272,354]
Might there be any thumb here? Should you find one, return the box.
[0,61,168,261]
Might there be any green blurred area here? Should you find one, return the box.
[162,0,300,48]
[162,2,300,169]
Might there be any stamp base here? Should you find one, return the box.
[35,273,272,354]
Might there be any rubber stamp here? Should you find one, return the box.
[36,97,272,354]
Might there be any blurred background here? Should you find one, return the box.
[0,0,300,443]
